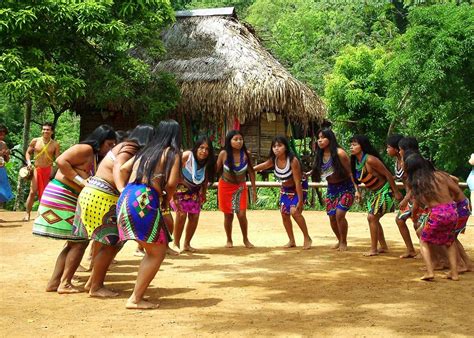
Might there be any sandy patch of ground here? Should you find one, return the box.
[0,210,473,336]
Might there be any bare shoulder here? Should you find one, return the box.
[291,156,301,168]
[337,148,349,159]
[182,150,192,161]
[367,155,381,166]
[218,150,226,159]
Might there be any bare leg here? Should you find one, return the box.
[236,210,254,248]
[24,171,38,221]
[172,211,187,251]
[328,215,340,249]
[88,244,120,297]
[183,213,200,252]
[224,213,234,248]
[57,241,89,294]
[281,213,296,248]
[364,214,380,256]
[290,208,312,249]
[335,209,349,251]
[377,220,388,253]
[126,240,167,309]
[419,239,435,280]
[396,217,416,258]
[134,243,145,257]
[445,243,459,281]
[456,239,473,272]
[46,243,69,292]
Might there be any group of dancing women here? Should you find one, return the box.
[29,119,471,309]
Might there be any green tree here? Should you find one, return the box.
[384,3,474,174]
[0,0,179,128]
[324,45,390,149]
[246,0,399,93]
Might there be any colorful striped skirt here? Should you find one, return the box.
[116,183,171,244]
[32,179,84,241]
[366,182,395,216]
[73,176,120,245]
[218,178,247,214]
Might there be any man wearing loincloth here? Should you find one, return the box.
[23,122,60,221]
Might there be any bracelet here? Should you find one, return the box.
[73,175,85,186]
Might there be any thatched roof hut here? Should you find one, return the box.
[154,7,326,128]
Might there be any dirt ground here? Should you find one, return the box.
[0,210,473,336]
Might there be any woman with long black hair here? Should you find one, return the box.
[116,119,181,309]
[171,136,216,253]
[33,124,117,293]
[350,135,402,256]
[311,129,357,251]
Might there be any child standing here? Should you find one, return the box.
[255,136,312,249]
[171,136,215,253]
[311,129,355,251]
[386,134,417,258]
[216,130,256,248]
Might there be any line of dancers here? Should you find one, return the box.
[29,120,471,309]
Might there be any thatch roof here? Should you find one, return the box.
[153,7,326,125]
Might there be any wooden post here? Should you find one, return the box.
[257,113,261,163]
[14,99,32,211]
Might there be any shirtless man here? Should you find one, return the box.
[23,122,60,221]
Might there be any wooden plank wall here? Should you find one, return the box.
[241,114,286,162]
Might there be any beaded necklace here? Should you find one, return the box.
[355,153,368,180]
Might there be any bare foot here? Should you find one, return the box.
[22,213,31,222]
[167,247,180,256]
[243,240,255,249]
[126,299,160,310]
[134,249,145,257]
[283,241,296,248]
[302,237,312,250]
[331,242,340,250]
[45,281,59,292]
[170,243,181,253]
[76,264,90,272]
[57,283,83,294]
[377,248,388,254]
[363,251,379,257]
[225,241,233,248]
[420,274,435,281]
[89,287,119,298]
[338,243,348,252]
[443,271,459,281]
[399,251,417,259]
[182,245,197,253]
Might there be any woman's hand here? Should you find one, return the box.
[355,190,362,204]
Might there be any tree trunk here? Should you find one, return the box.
[13,99,32,211]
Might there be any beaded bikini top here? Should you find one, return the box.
[274,156,292,182]
[320,156,334,180]
[394,159,404,181]
[223,149,248,175]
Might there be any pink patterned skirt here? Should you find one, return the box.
[421,202,458,246]
[171,184,201,214]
